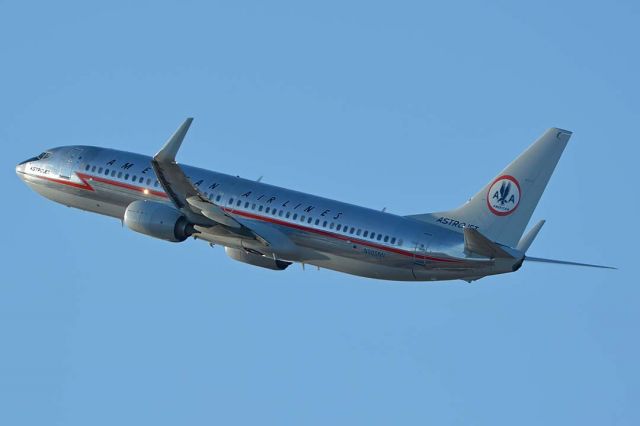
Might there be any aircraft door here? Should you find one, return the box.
[413,232,432,266]
[59,147,84,179]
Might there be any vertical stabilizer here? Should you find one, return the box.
[406,128,571,248]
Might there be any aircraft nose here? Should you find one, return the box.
[16,157,32,176]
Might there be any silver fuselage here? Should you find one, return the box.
[17,145,518,281]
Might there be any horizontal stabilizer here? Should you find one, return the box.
[525,256,616,269]
[463,227,515,259]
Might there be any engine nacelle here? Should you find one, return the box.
[225,247,291,270]
[124,200,192,242]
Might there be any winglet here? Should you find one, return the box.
[517,220,545,252]
[154,118,194,162]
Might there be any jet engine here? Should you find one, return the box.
[124,200,192,242]
[225,247,291,270]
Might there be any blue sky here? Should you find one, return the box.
[1,1,638,424]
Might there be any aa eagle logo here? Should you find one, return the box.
[487,175,521,216]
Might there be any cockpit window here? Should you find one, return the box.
[18,151,52,166]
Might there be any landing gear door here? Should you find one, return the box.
[59,148,84,179]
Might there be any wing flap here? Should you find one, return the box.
[186,196,241,229]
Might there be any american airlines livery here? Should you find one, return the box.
[16,119,614,281]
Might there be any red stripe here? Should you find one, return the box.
[224,208,459,263]
[76,172,168,198]
[33,171,459,263]
[37,174,94,191]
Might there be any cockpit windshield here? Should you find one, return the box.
[18,151,52,166]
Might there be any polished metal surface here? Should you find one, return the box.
[17,122,609,281]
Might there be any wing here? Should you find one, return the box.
[151,118,241,227]
[151,118,295,255]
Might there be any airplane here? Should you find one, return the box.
[15,119,614,281]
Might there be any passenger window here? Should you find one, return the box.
[377,234,382,241]
[98,167,103,173]
[330,223,335,229]
[118,172,122,178]
[229,198,234,204]
[273,209,278,216]
[139,177,144,183]
[370,232,375,239]
[259,205,264,211]
[363,231,368,237]
[307,217,312,223]
[105,169,109,175]
[323,221,327,227]
[132,175,137,181]
[245,202,249,208]
[315,219,320,225]
[216,195,221,202]
[384,236,389,242]
[154,180,159,187]
[278,210,283,217]
[286,212,290,218]
[85,164,90,171]
[356,229,361,236]
[293,214,297,220]
[252,203,256,210]
[237,200,241,206]
[391,237,396,244]
[300,215,305,222]
[125,174,129,180]
[92,166,96,172]
[336,224,342,231]
[147,178,151,185]
[266,207,270,213]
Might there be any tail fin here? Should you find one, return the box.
[407,128,572,248]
